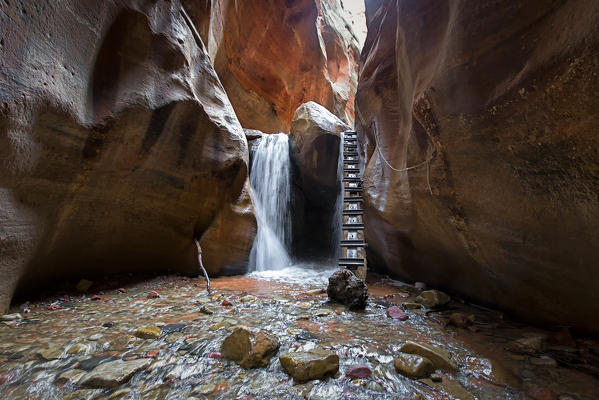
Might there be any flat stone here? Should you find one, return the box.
[415,290,451,308]
[386,306,408,320]
[161,323,186,334]
[135,326,162,339]
[1,313,23,321]
[220,326,279,369]
[38,347,64,361]
[279,347,339,382]
[466,356,519,386]
[80,358,152,388]
[399,341,457,371]
[394,353,434,378]
[345,364,371,379]
[56,369,86,385]
[89,334,103,341]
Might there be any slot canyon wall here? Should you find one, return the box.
[183,0,360,132]
[0,0,256,313]
[0,0,360,312]
[356,0,599,332]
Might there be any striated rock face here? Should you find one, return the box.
[289,102,348,259]
[0,0,256,313]
[356,0,599,332]
[184,0,360,132]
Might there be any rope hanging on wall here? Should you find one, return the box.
[371,120,436,195]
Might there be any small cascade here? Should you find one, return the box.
[249,133,292,271]
[339,130,367,280]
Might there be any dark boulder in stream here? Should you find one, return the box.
[327,269,368,310]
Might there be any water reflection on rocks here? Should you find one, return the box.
[0,274,597,399]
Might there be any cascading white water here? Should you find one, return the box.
[249,133,292,271]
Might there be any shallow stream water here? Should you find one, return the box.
[0,272,597,399]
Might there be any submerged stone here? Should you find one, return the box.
[466,356,519,386]
[280,347,339,382]
[56,369,86,385]
[327,269,368,310]
[415,290,451,308]
[220,326,279,369]
[394,353,434,378]
[399,341,457,371]
[386,306,408,320]
[345,364,372,379]
[448,313,475,328]
[135,326,162,339]
[80,358,152,388]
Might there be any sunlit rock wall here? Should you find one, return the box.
[356,0,599,332]
[0,0,256,312]
[184,0,360,132]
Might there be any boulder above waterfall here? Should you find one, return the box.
[289,102,349,260]
[290,102,349,191]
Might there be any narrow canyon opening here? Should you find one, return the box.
[0,0,598,398]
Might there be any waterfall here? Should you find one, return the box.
[332,131,344,262]
[249,133,292,271]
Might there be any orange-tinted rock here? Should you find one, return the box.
[185,0,360,132]
[0,0,255,313]
[356,0,599,332]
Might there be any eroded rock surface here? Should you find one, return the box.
[289,102,348,259]
[0,0,256,312]
[185,0,360,132]
[356,0,599,332]
[279,346,339,382]
[220,326,280,369]
[327,269,368,310]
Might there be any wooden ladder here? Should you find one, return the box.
[339,131,367,281]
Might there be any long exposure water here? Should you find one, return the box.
[248,133,293,272]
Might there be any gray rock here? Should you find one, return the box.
[327,269,368,310]
[80,358,152,388]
